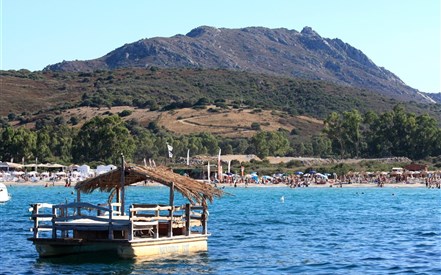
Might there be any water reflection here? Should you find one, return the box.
[132,252,213,274]
[34,253,132,274]
[32,251,213,275]
[36,252,122,264]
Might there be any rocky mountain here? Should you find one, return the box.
[424,92,441,104]
[44,26,435,104]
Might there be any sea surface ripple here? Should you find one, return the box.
[0,186,440,274]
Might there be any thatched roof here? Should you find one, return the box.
[75,165,223,205]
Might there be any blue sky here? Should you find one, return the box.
[1,0,440,93]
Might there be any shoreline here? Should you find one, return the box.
[2,180,430,189]
[213,182,428,188]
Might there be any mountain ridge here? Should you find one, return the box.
[44,26,434,104]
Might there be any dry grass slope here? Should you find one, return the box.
[39,106,324,138]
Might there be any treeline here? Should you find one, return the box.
[0,105,440,165]
[0,115,293,165]
[323,105,441,159]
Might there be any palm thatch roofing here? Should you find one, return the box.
[75,164,223,205]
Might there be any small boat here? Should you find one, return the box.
[0,183,11,202]
[28,156,223,259]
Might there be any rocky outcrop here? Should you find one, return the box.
[44,26,434,104]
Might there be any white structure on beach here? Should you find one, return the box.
[77,164,91,178]
[96,164,117,175]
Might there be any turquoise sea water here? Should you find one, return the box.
[0,185,440,275]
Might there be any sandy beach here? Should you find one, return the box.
[214,182,428,188]
[2,180,429,188]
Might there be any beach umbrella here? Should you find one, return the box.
[315,173,328,179]
[295,171,303,175]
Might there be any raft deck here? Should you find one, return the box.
[29,201,208,258]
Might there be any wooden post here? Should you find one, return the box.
[116,187,121,214]
[155,206,159,218]
[60,207,66,238]
[185,203,191,236]
[52,205,57,239]
[207,162,211,184]
[33,204,39,238]
[108,208,114,240]
[76,190,81,216]
[62,206,68,237]
[129,206,133,241]
[202,206,208,235]
[168,182,174,237]
[120,153,125,215]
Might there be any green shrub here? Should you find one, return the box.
[118,110,133,117]
[251,122,261,130]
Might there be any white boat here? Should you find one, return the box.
[28,157,223,259]
[0,183,11,202]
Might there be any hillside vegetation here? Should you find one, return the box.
[2,68,440,122]
[1,68,440,168]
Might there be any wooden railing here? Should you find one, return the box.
[30,202,117,239]
[53,202,117,239]
[129,203,207,239]
[29,203,54,238]
[30,202,208,241]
